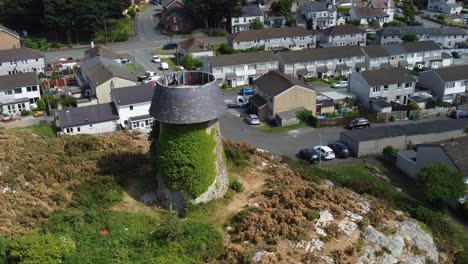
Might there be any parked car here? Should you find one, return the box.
[313,146,336,160]
[451,51,462,59]
[345,118,370,130]
[450,110,468,119]
[331,81,348,88]
[239,87,254,96]
[298,148,320,163]
[121,58,130,64]
[152,55,161,63]
[327,142,350,158]
[245,114,260,125]
[396,8,403,13]
[160,62,169,70]
[162,43,178,50]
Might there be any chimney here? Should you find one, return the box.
[91,41,94,48]
[387,0,391,9]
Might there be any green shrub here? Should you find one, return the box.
[224,146,250,168]
[304,209,320,220]
[36,99,46,110]
[31,124,56,137]
[295,109,313,124]
[383,146,397,158]
[21,110,31,116]
[229,179,244,193]
[64,136,98,157]
[155,122,217,198]
[9,233,74,263]
[0,236,7,264]
[219,44,237,54]
[69,176,123,210]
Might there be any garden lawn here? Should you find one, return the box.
[259,123,306,134]
[161,57,180,71]
[124,63,143,75]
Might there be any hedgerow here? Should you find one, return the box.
[155,122,217,198]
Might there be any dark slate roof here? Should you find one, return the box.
[207,51,278,67]
[440,137,468,176]
[84,45,121,60]
[276,107,307,119]
[382,43,406,55]
[370,0,395,8]
[362,46,390,58]
[0,25,20,38]
[360,67,415,86]
[371,98,392,108]
[302,1,336,12]
[321,24,366,36]
[352,6,388,18]
[253,70,314,98]
[178,37,208,53]
[149,71,226,124]
[432,65,468,82]
[240,5,263,17]
[228,27,316,42]
[165,6,190,17]
[57,103,119,128]
[111,84,155,106]
[376,26,467,37]
[250,93,268,107]
[277,45,365,63]
[0,48,42,62]
[0,72,38,91]
[81,57,137,89]
[401,41,440,53]
[341,118,468,141]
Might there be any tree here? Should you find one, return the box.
[407,101,420,110]
[402,1,416,24]
[36,99,46,111]
[250,18,264,30]
[270,0,292,16]
[417,163,465,204]
[9,233,74,263]
[348,20,361,26]
[185,0,241,29]
[306,19,314,30]
[180,54,203,70]
[401,34,418,42]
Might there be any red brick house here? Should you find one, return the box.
[162,0,195,33]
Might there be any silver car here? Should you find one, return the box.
[246,114,260,125]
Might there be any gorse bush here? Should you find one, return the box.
[156,122,217,198]
[229,179,244,193]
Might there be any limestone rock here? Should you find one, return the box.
[395,221,439,262]
[380,253,398,264]
[339,218,358,236]
[315,210,334,227]
[362,226,389,249]
[357,248,376,264]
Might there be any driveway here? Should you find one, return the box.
[0,116,54,129]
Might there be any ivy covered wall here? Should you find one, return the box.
[155,122,217,198]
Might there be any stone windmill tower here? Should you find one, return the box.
[149,71,228,212]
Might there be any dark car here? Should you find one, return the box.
[298,149,320,163]
[327,142,350,158]
[162,43,178,50]
[345,118,370,130]
[450,110,468,119]
[451,51,462,59]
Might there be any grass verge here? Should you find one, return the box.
[124,63,143,75]
[259,123,306,134]
[153,48,177,56]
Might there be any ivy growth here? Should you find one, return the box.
[156,122,217,198]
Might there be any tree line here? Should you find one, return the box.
[0,0,131,43]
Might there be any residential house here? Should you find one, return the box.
[349,6,389,26]
[0,25,21,50]
[418,65,468,103]
[361,45,392,70]
[336,0,353,7]
[203,51,279,87]
[376,26,467,48]
[368,0,395,21]
[277,45,366,79]
[264,16,287,28]
[161,0,194,33]
[300,1,337,30]
[178,37,213,58]
[318,24,367,47]
[396,137,468,180]
[228,27,317,50]
[0,48,45,76]
[77,57,138,104]
[56,103,120,135]
[111,84,155,130]
[348,67,416,108]
[231,5,264,33]
[84,44,122,63]
[427,0,462,15]
[0,72,41,114]
[250,70,317,125]
[382,41,451,70]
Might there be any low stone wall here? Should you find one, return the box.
[409,107,455,119]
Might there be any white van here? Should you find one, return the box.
[160,62,169,70]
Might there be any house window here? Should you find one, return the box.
[383,85,389,91]
[443,94,454,101]
[405,82,412,88]
[397,83,402,89]
[65,128,70,133]
[4,90,12,95]
[145,120,149,126]
[248,64,256,70]
[445,82,455,88]
[26,87,32,92]
[235,66,243,72]
[124,120,128,125]
[390,56,396,60]
[129,105,134,110]
[173,17,177,23]
[214,68,223,74]
[89,124,93,128]
[14,88,22,94]
[396,95,401,102]
[33,86,38,91]
[372,86,381,93]
[77,127,81,133]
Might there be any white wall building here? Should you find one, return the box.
[349,6,390,27]
[376,26,467,48]
[0,48,45,76]
[418,65,468,103]
[0,72,41,114]
[427,0,463,15]
[111,84,155,130]
[300,1,338,30]
[231,5,264,33]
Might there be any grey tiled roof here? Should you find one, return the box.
[321,24,366,36]
[277,45,365,63]
[0,25,20,38]
[359,67,415,86]
[250,93,268,107]
[240,5,263,17]
[228,27,316,42]
[0,72,38,91]
[207,51,278,67]
[276,107,307,119]
[84,45,121,60]
[401,41,440,53]
[149,71,226,124]
[377,26,467,37]
[57,103,119,128]
[382,43,406,55]
[440,137,468,176]
[302,1,336,12]
[0,48,42,63]
[111,84,155,106]
[352,6,388,18]
[178,37,208,53]
[253,70,314,98]
[432,65,468,82]
[341,118,468,141]
[81,57,137,89]
[362,46,390,58]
